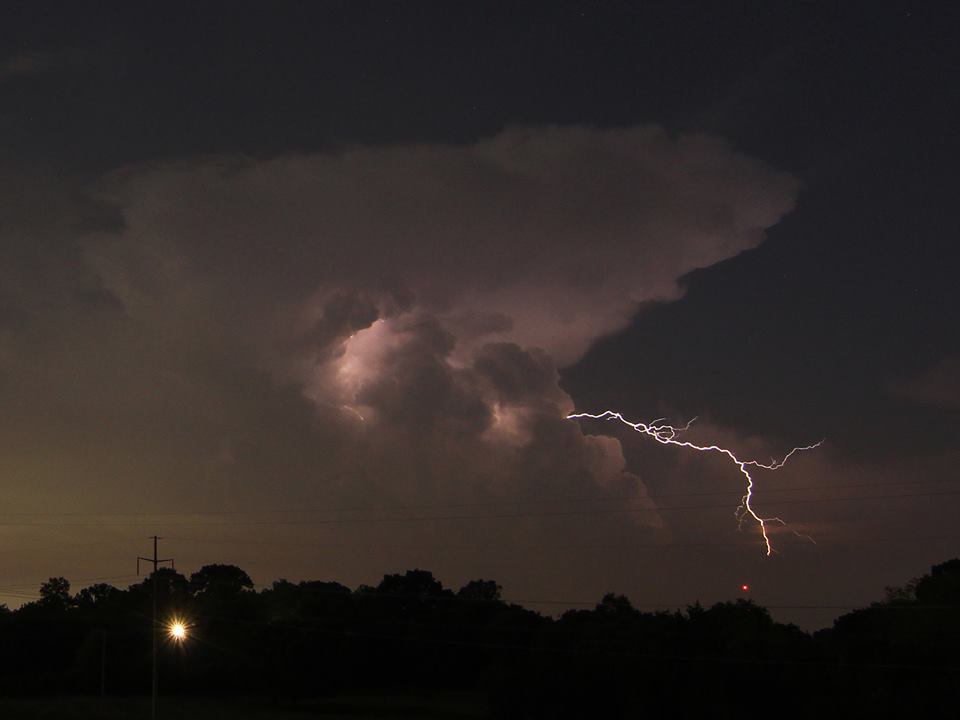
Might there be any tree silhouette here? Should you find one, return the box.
[74,583,122,609]
[915,559,960,605]
[595,593,637,617]
[376,569,446,599]
[38,577,72,609]
[0,558,955,715]
[190,564,254,600]
[457,579,502,602]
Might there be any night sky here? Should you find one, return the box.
[2,1,958,629]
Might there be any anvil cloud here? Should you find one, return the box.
[0,126,797,589]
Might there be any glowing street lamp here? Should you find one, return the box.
[166,617,189,644]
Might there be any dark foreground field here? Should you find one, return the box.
[0,693,486,720]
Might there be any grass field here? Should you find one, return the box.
[0,692,488,719]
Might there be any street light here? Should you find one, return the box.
[164,615,191,718]
[166,616,190,644]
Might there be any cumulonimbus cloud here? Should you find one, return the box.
[1,126,798,564]
[92,125,797,362]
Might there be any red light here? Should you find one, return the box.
[740,584,750,592]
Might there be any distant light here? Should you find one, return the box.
[740,584,750,592]
[167,618,188,642]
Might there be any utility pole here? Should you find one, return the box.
[138,536,174,720]
[99,629,106,716]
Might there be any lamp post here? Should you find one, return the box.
[166,618,189,719]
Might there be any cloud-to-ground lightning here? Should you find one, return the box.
[567,410,823,556]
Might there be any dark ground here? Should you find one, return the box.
[0,692,486,720]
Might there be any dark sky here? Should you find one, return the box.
[1,1,958,628]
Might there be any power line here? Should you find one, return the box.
[0,539,143,557]
[0,569,954,617]
[0,573,141,593]
[0,488,956,527]
[0,527,953,583]
[2,476,958,518]
[165,531,960,551]
[0,581,941,614]
[1,530,956,582]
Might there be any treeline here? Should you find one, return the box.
[1,560,958,717]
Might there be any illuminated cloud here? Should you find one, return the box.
[68,125,795,510]
[0,126,797,590]
[91,125,797,364]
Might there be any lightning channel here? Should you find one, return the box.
[567,410,823,556]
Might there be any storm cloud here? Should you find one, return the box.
[0,125,798,595]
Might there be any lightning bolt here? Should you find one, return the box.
[341,404,366,422]
[567,410,823,556]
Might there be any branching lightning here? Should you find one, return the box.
[567,410,823,556]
